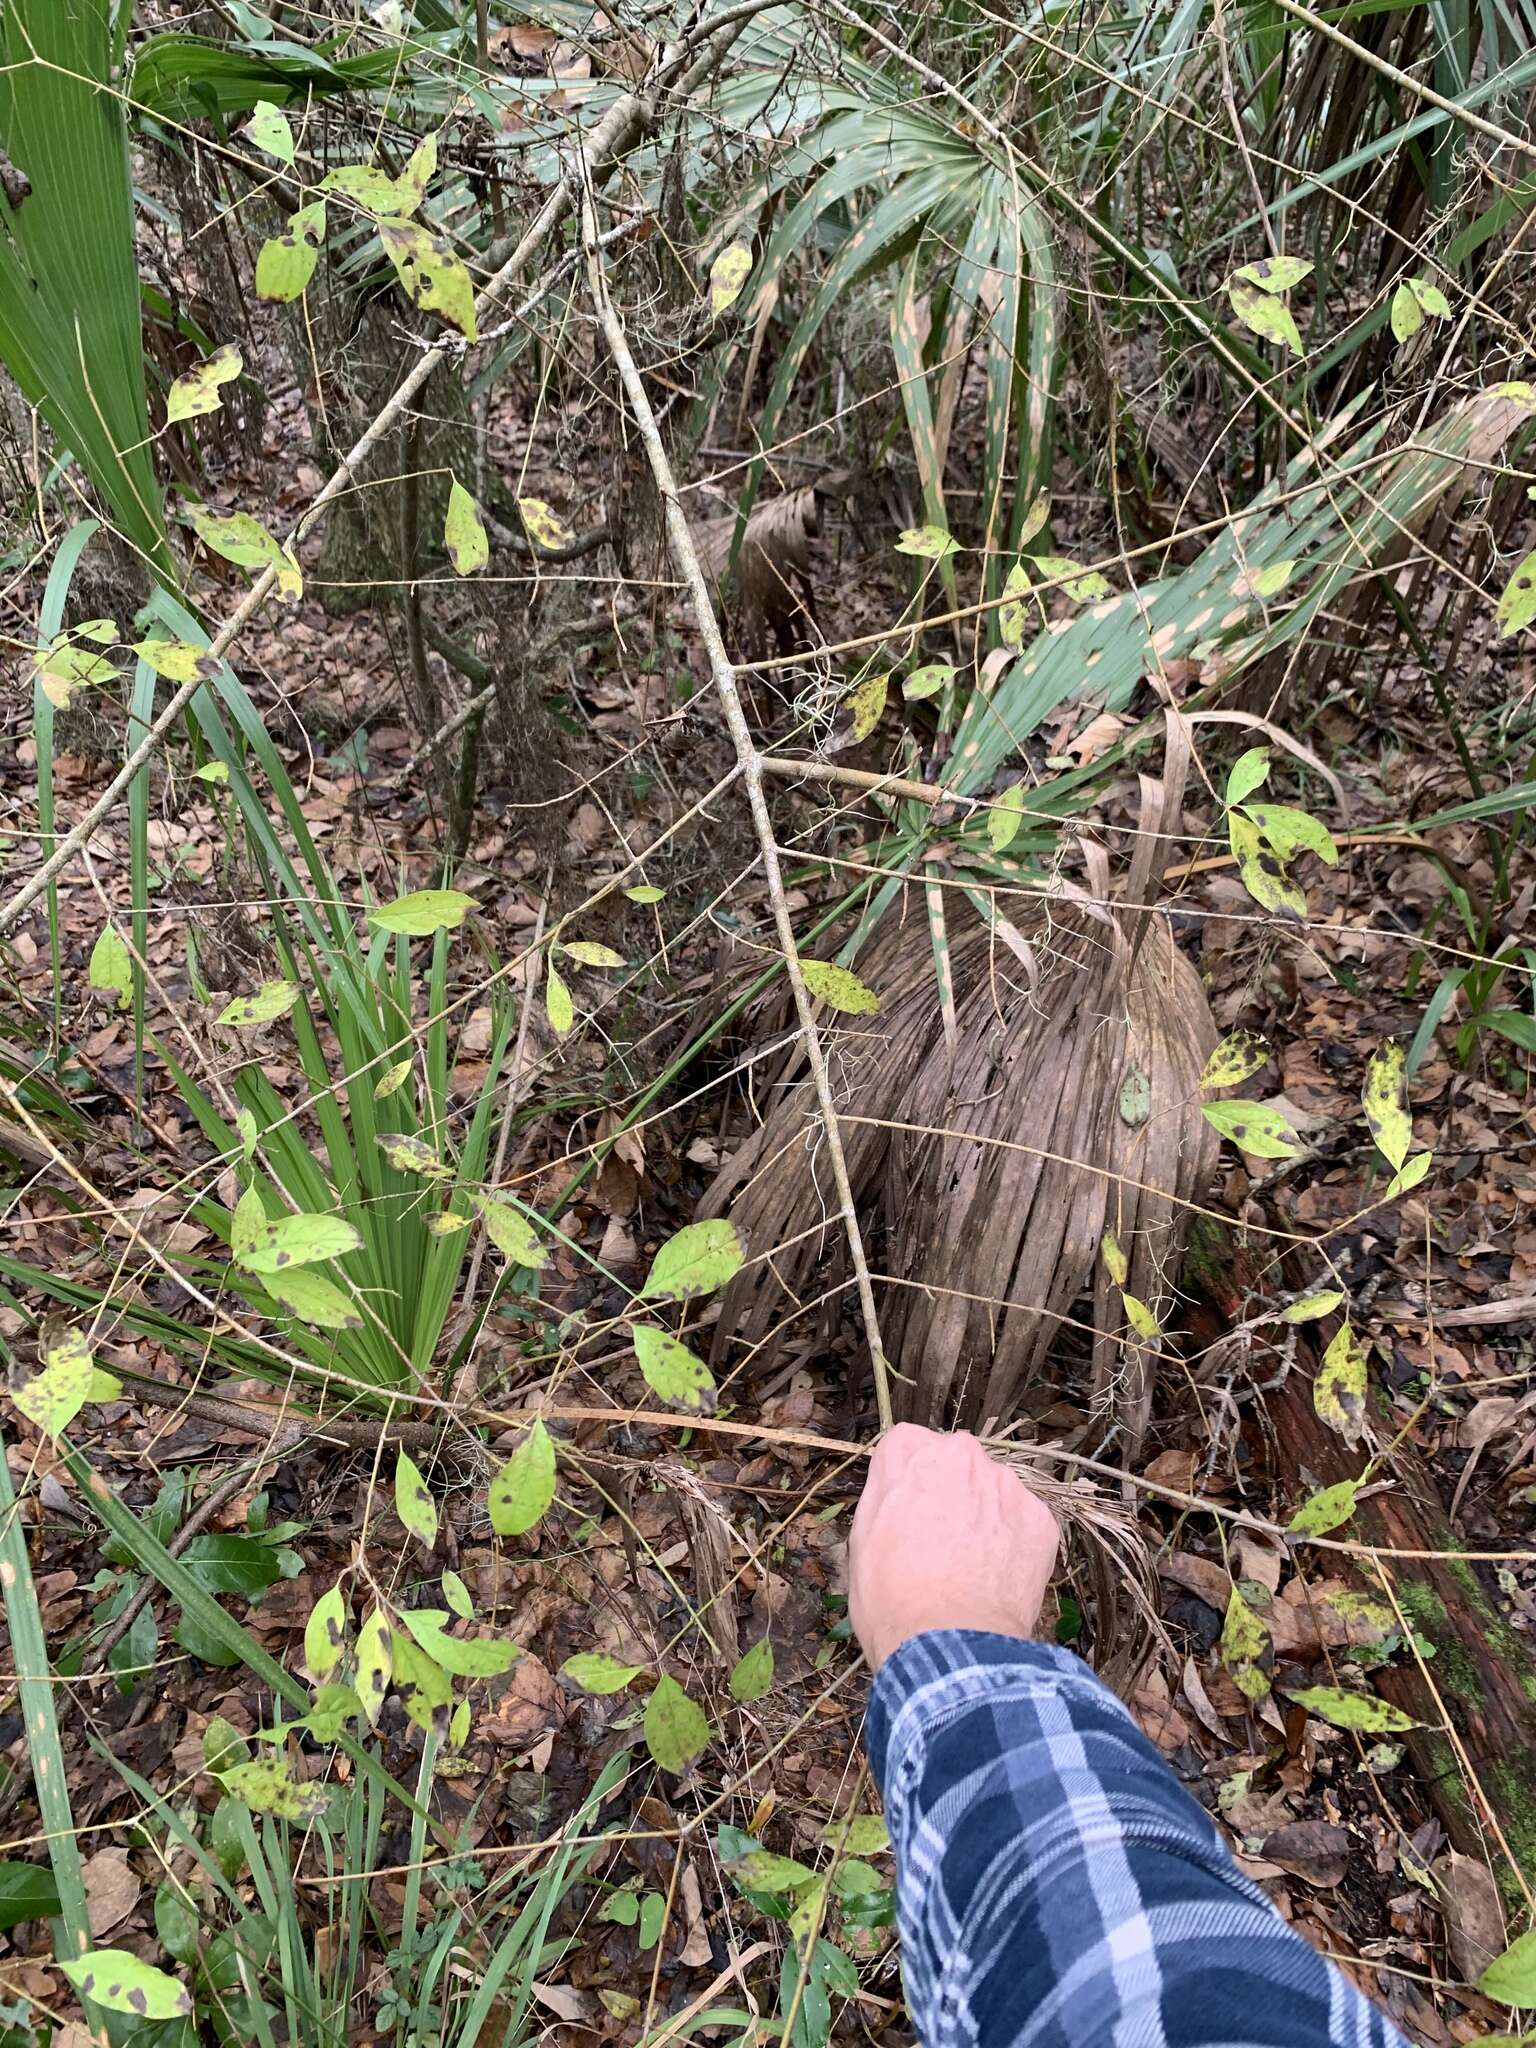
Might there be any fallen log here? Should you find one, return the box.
[1184,1218,1536,1907]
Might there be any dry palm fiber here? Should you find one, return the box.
[698,722,1218,1445]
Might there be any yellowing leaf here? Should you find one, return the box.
[60,1952,191,2021]
[369,888,475,936]
[238,1213,362,1274]
[13,1327,94,1439]
[1201,1097,1299,1158]
[1030,553,1110,602]
[445,479,488,575]
[1497,551,1536,637]
[1362,1039,1412,1171]
[826,1813,889,1855]
[1228,276,1303,354]
[894,525,959,560]
[1100,1230,1128,1287]
[645,1673,709,1772]
[89,925,134,1010]
[1391,281,1424,344]
[998,561,1032,648]
[844,671,888,741]
[1288,1478,1360,1537]
[263,1265,362,1329]
[1220,1585,1271,1700]
[641,1218,744,1300]
[392,1634,452,1735]
[799,958,879,1015]
[427,1210,470,1236]
[1200,1031,1269,1090]
[1235,254,1313,292]
[195,763,229,788]
[708,240,752,316]
[1315,1321,1368,1444]
[225,1756,328,1821]
[545,962,574,1036]
[379,219,477,340]
[441,1568,473,1618]
[166,343,242,426]
[488,1417,556,1537]
[397,130,440,209]
[1244,802,1338,865]
[519,497,574,552]
[245,99,294,163]
[729,1637,773,1704]
[255,201,326,302]
[1408,276,1451,318]
[231,1186,266,1263]
[562,940,625,968]
[1288,1686,1415,1734]
[562,1653,645,1694]
[625,884,665,903]
[1384,1151,1433,1199]
[903,661,955,702]
[1229,810,1308,918]
[186,504,301,600]
[988,783,1025,852]
[1281,1289,1345,1324]
[320,162,416,216]
[355,1606,393,1727]
[394,1450,438,1550]
[633,1326,717,1412]
[218,979,300,1028]
[375,1058,412,1099]
[303,1683,361,1741]
[399,1608,517,1677]
[1224,747,1271,807]
[1122,1292,1162,1341]
[304,1584,348,1682]
[476,1196,549,1269]
[377,1132,451,1178]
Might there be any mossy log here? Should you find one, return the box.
[1186,1219,1536,1902]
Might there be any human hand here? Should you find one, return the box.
[848,1423,1060,1671]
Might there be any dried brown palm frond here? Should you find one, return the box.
[698,734,1218,1448]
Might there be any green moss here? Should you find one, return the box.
[1397,1577,1484,1704]
[1490,1760,1536,1904]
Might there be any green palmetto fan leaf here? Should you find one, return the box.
[128,30,405,125]
[0,0,171,580]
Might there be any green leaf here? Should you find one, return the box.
[1409,277,1452,318]
[256,201,326,302]
[641,1218,745,1301]
[302,1683,362,1741]
[224,1755,328,1821]
[217,979,300,1028]
[194,760,229,784]
[1316,1322,1368,1444]
[1122,1293,1162,1341]
[488,1417,556,1537]
[1289,1686,1416,1734]
[237,1212,363,1274]
[1384,1151,1433,1199]
[236,1108,258,1159]
[562,941,625,968]
[722,1843,817,1891]
[998,561,1031,649]
[1228,277,1303,353]
[1229,810,1308,919]
[903,661,955,702]
[131,636,218,684]
[1281,1290,1345,1323]
[320,161,417,216]
[825,1814,889,1856]
[394,1451,438,1550]
[1200,1031,1269,1090]
[153,1883,199,1964]
[1362,1039,1413,1171]
[0,1862,61,1931]
[399,1608,518,1677]
[88,925,134,1010]
[562,1653,646,1694]
[177,1534,282,1595]
[1100,1230,1128,1287]
[1220,1586,1271,1700]
[988,783,1025,852]
[165,342,242,425]
[1244,802,1339,865]
[304,1584,348,1682]
[355,1606,392,1728]
[377,1132,451,1179]
[1201,1098,1299,1158]
[644,1673,710,1772]
[894,525,958,560]
[1225,747,1271,806]
[1481,1932,1536,2007]
[602,1890,641,1926]
[844,671,888,741]
[638,1892,666,1949]
[1287,1479,1360,1537]
[476,1196,549,1269]
[546,962,575,1035]
[443,479,488,574]
[60,1953,191,2021]
[441,1568,473,1619]
[375,1058,412,1100]
[245,99,294,162]
[14,1326,94,1438]
[379,219,477,340]
[708,241,752,316]
[633,1326,717,1412]
[392,1634,452,1735]
[263,1266,362,1330]
[729,1638,773,1704]
[1497,552,1536,637]
[186,504,301,600]
[1030,553,1111,602]
[1235,254,1313,292]
[799,958,880,1015]
[625,885,666,904]
[1391,282,1424,344]
[519,498,574,551]
[369,888,475,936]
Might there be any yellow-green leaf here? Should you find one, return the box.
[1244,802,1338,866]
[894,525,959,560]
[1289,1686,1416,1734]
[379,219,477,340]
[1391,282,1423,344]
[1497,551,1536,637]
[304,1584,348,1682]
[238,1213,362,1274]
[245,99,294,163]
[186,504,301,600]
[562,1652,645,1694]
[1315,1321,1367,1444]
[644,1673,709,1772]
[262,1266,362,1330]
[708,240,752,316]
[60,1952,191,2021]
[476,1196,549,1269]
[519,497,574,552]
[13,1327,94,1439]
[355,1606,393,1727]
[1230,807,1309,917]
[1200,1031,1269,1090]
[1280,1289,1345,1324]
[1235,254,1313,292]
[399,1608,517,1677]
[546,962,574,1036]
[194,761,228,785]
[799,958,879,1015]
[395,1450,438,1550]
[369,888,475,936]
[1408,277,1451,318]
[625,885,665,904]
[729,1637,773,1704]
[217,979,300,1028]
[225,1755,328,1820]
[445,479,488,575]
[903,661,955,702]
[1220,1585,1271,1700]
[166,343,242,426]
[844,671,888,741]
[562,940,625,968]
[377,1133,451,1179]
[374,1058,413,1100]
[641,1218,744,1300]
[427,1210,470,1236]
[392,1634,452,1735]
[1030,553,1110,602]
[131,636,219,683]
[1122,1292,1162,1341]
[488,1417,556,1537]
[1228,276,1303,353]
[89,925,134,1010]
[1362,1039,1412,1171]
[256,201,326,302]
[441,1569,473,1619]
[826,1813,889,1855]
[397,131,440,209]
[1201,1097,1299,1158]
[1288,1479,1360,1537]
[1384,1151,1432,1199]
[998,561,1032,648]
[320,162,416,216]
[988,783,1025,852]
[633,1326,716,1412]
[1100,1230,1128,1287]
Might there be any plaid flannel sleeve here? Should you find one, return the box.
[864,1631,1405,2048]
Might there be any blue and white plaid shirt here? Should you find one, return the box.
[865,1632,1405,2048]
